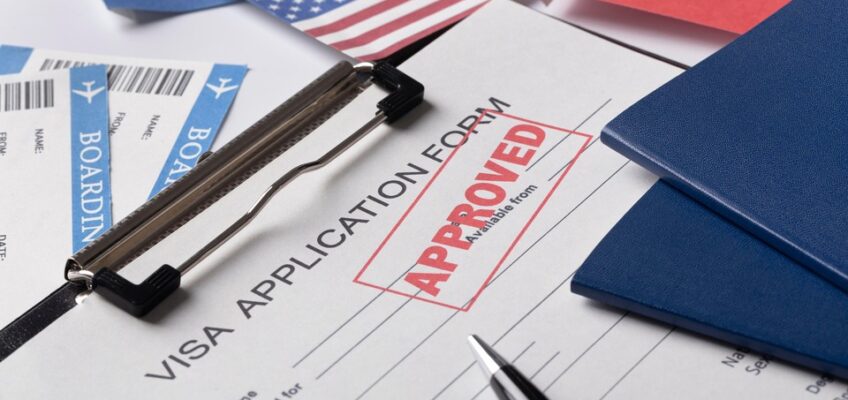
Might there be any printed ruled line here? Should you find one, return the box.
[356,160,631,400]
[293,263,417,368]
[547,136,602,182]
[315,291,420,380]
[530,350,561,380]
[513,341,536,362]
[355,307,462,400]
[543,312,629,392]
[526,98,612,172]
[599,327,675,400]
[469,341,538,400]
[434,363,476,400]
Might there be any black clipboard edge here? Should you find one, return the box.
[0,283,83,362]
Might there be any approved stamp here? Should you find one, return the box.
[354,110,592,311]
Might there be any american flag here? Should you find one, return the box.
[248,0,490,61]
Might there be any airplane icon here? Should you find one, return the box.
[205,78,239,99]
[72,81,106,104]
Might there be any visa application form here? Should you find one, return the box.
[1,1,840,398]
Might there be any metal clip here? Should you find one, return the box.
[64,61,423,316]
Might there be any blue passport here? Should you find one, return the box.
[600,0,848,292]
[572,181,848,379]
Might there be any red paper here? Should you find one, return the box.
[597,0,789,34]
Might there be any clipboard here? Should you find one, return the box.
[0,58,424,362]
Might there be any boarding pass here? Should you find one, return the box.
[0,45,247,219]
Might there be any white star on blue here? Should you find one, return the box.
[251,0,352,23]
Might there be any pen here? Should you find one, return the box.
[467,334,549,400]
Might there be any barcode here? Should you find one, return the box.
[0,79,55,112]
[39,58,195,97]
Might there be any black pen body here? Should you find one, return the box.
[490,365,549,400]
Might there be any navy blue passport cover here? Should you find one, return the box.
[572,182,848,379]
[600,0,848,292]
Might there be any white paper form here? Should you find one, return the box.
[0,66,111,328]
[0,1,840,399]
[0,45,247,219]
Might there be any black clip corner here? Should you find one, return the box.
[371,62,424,123]
[92,265,181,317]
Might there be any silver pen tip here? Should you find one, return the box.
[467,334,507,376]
